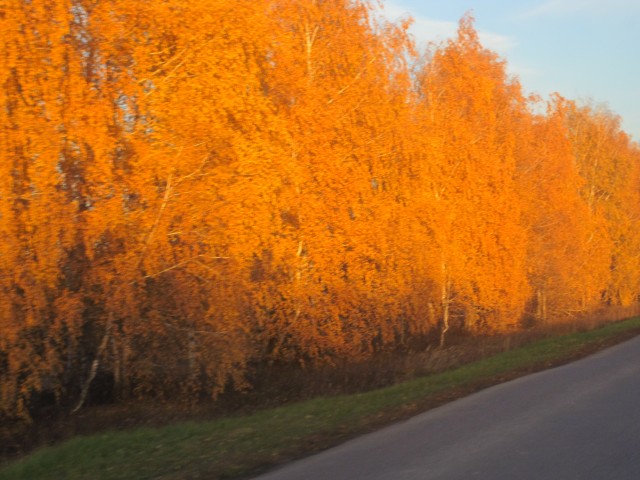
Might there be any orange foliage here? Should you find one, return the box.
[413,15,530,336]
[2,2,640,419]
[563,101,640,306]
[515,96,596,321]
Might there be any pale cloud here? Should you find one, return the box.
[477,31,519,55]
[517,0,640,18]
[380,2,456,42]
[506,62,545,85]
[381,1,517,55]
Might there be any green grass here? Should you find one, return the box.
[3,316,640,480]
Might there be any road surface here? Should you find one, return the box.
[253,335,640,479]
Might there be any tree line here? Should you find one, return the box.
[2,0,639,420]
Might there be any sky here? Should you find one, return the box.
[381,0,640,141]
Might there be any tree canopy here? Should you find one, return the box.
[2,1,639,420]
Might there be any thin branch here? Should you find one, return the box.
[139,254,230,281]
[135,170,175,273]
[327,56,377,105]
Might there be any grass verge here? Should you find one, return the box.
[3,316,640,480]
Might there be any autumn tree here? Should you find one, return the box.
[0,0,143,418]
[564,100,640,307]
[1,0,279,416]
[68,0,284,405]
[254,0,418,360]
[514,95,599,322]
[413,14,530,341]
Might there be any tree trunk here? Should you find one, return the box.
[72,315,113,413]
[112,331,131,401]
[536,288,547,324]
[439,261,451,348]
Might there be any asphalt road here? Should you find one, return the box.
[253,335,640,480]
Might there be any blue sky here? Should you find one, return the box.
[381,0,640,141]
